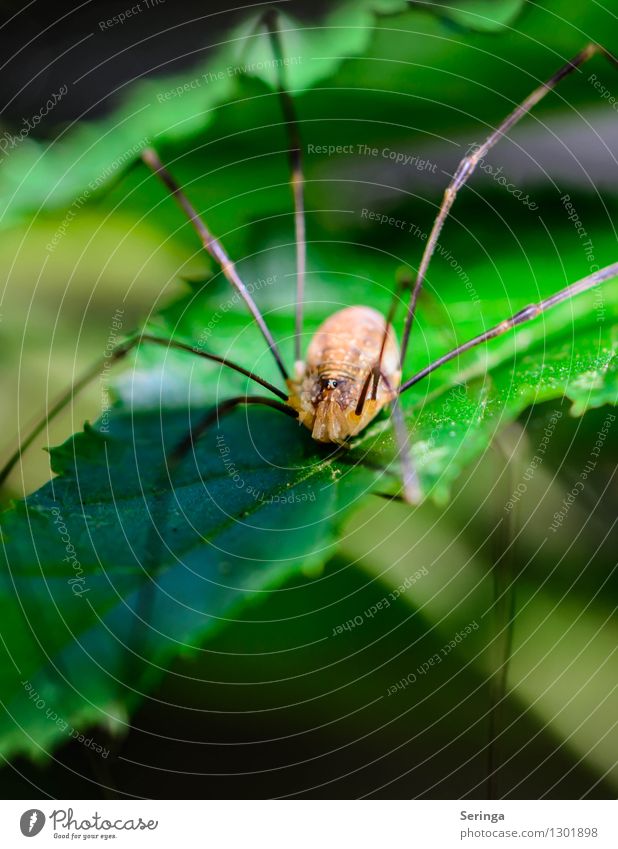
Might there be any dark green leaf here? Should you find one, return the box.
[0,407,378,760]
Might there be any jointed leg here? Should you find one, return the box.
[399,261,618,394]
[263,10,307,369]
[355,270,413,416]
[0,334,287,487]
[136,334,287,400]
[389,396,420,504]
[141,148,289,381]
[167,395,297,465]
[400,42,618,365]
[380,371,420,505]
[486,433,519,798]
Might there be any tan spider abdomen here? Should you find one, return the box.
[287,305,401,443]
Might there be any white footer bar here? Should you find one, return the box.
[1,799,616,848]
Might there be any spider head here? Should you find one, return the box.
[317,376,344,400]
[287,372,396,444]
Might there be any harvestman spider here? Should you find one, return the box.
[2,30,618,506]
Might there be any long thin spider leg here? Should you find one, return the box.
[371,491,408,502]
[355,270,413,416]
[263,9,306,369]
[141,147,289,381]
[399,42,618,366]
[371,270,414,402]
[168,395,297,463]
[486,436,519,799]
[138,334,287,400]
[399,262,618,395]
[0,334,287,487]
[381,372,420,504]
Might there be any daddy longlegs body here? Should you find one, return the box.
[1,26,618,508]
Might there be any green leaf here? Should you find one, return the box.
[0,407,378,760]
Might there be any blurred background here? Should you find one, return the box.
[0,0,617,798]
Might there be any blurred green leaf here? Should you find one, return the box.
[0,0,413,228]
[413,0,526,32]
[342,489,618,790]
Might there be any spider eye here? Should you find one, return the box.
[322,378,338,390]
